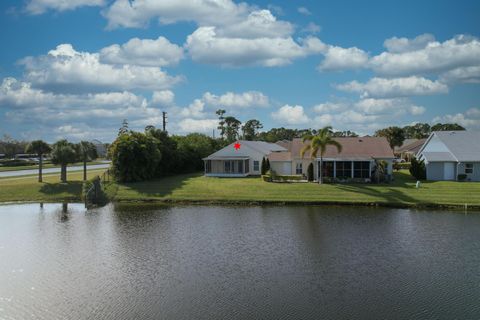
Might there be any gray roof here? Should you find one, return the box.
[422,152,457,162]
[435,131,480,162]
[203,140,286,160]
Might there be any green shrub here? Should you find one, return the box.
[82,176,109,206]
[458,174,467,181]
[409,157,426,180]
[261,157,267,175]
[261,174,271,182]
[307,163,314,181]
[393,162,411,171]
[0,159,36,167]
[110,131,162,182]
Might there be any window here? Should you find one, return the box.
[354,161,370,178]
[336,161,352,179]
[237,160,243,173]
[253,161,259,171]
[205,160,211,173]
[296,163,303,174]
[245,160,249,173]
[321,161,334,177]
[466,163,474,174]
[224,161,231,173]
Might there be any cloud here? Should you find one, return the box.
[151,90,174,106]
[302,22,321,34]
[216,10,294,39]
[202,91,269,108]
[432,107,480,129]
[354,98,425,116]
[25,0,105,14]
[336,76,448,98]
[19,44,182,93]
[99,36,184,67]
[318,45,369,71]
[176,118,218,134]
[185,27,325,67]
[297,7,312,15]
[313,102,348,113]
[370,34,480,77]
[383,33,436,53]
[439,66,480,84]
[271,105,309,125]
[103,0,250,29]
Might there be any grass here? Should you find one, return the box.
[0,169,108,203]
[1,169,479,209]
[112,170,480,209]
[0,161,106,172]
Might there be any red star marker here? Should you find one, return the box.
[234,142,241,150]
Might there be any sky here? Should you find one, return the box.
[0,0,479,143]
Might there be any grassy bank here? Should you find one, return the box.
[0,161,106,172]
[1,170,479,209]
[112,170,480,209]
[0,169,108,202]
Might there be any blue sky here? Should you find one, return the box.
[0,0,479,142]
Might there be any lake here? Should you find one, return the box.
[0,203,479,319]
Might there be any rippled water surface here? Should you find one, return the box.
[0,203,479,319]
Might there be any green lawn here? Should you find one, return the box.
[112,170,480,209]
[1,170,479,209]
[0,161,106,172]
[0,169,108,202]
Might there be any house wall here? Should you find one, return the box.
[426,162,445,181]
[458,162,480,181]
[270,161,291,175]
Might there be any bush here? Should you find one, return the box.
[0,159,36,167]
[261,157,267,175]
[307,163,314,182]
[82,176,109,206]
[393,162,411,171]
[458,174,467,181]
[261,174,271,182]
[110,131,162,182]
[409,157,426,180]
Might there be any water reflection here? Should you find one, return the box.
[0,203,479,319]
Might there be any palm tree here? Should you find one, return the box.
[300,126,343,184]
[25,140,51,182]
[77,141,98,181]
[51,140,77,183]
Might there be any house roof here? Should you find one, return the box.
[271,137,394,161]
[434,131,480,162]
[268,151,292,161]
[421,152,457,162]
[396,139,427,154]
[204,140,286,160]
[418,131,480,162]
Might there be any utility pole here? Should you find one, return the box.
[162,112,167,132]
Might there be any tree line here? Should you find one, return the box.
[110,122,225,182]
[213,109,466,149]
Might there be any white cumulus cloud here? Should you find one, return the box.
[336,76,448,98]
[25,0,105,14]
[318,46,369,71]
[99,37,184,67]
[202,91,269,108]
[271,104,309,125]
[19,44,182,93]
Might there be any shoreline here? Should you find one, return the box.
[1,198,479,212]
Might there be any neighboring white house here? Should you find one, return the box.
[269,137,395,181]
[417,131,480,181]
[203,140,286,177]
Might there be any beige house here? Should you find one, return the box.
[269,137,395,181]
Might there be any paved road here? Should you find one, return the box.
[0,164,110,178]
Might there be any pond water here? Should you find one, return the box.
[0,203,479,319]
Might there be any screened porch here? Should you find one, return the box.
[204,158,250,177]
[318,160,373,180]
